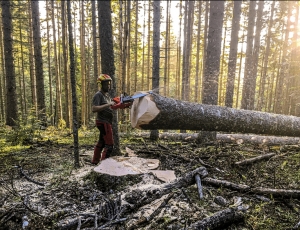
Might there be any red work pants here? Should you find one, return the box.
[91,121,114,164]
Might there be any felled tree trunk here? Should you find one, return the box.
[121,132,300,146]
[131,93,300,137]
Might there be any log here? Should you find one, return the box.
[121,132,300,146]
[202,177,300,198]
[130,93,300,137]
[235,152,277,166]
[186,206,247,230]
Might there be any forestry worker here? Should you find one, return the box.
[91,74,115,164]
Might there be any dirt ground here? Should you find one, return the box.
[0,135,299,230]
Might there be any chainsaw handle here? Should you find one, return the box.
[111,102,132,110]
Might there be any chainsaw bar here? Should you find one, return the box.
[121,91,152,103]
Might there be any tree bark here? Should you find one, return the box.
[31,1,46,122]
[1,1,18,126]
[61,0,71,128]
[98,0,120,154]
[51,0,62,125]
[187,206,247,230]
[248,0,264,110]
[150,0,160,141]
[67,1,79,168]
[241,1,256,110]
[225,1,242,108]
[131,93,300,138]
[0,15,5,122]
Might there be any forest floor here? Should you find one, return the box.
[0,130,300,230]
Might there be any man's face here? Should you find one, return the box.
[101,80,111,93]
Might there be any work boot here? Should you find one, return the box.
[91,142,103,164]
[100,145,113,161]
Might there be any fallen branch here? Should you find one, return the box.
[16,166,45,186]
[203,177,300,198]
[235,152,277,166]
[186,206,247,230]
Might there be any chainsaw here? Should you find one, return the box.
[111,91,153,110]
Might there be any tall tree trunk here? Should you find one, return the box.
[241,1,256,110]
[200,1,224,142]
[166,1,171,98]
[98,0,120,155]
[163,0,170,97]
[150,0,160,141]
[61,0,71,128]
[67,1,79,168]
[19,24,27,116]
[0,15,5,121]
[185,0,194,101]
[51,0,62,125]
[218,25,227,106]
[181,1,188,101]
[201,1,209,103]
[249,0,264,110]
[275,3,291,114]
[176,0,183,99]
[118,1,123,94]
[194,1,202,103]
[235,31,245,108]
[256,1,275,111]
[80,1,87,126]
[31,1,46,123]
[28,2,37,116]
[147,1,152,90]
[202,1,225,105]
[1,1,18,126]
[46,0,54,125]
[134,1,138,93]
[91,1,98,93]
[225,0,242,108]
[288,3,299,116]
[17,59,24,117]
[126,1,131,95]
[141,1,146,91]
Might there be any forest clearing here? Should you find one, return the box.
[0,124,300,230]
[1,0,300,229]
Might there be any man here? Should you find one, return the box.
[91,74,115,164]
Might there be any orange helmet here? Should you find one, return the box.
[97,74,112,85]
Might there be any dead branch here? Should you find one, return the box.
[195,174,204,199]
[235,152,277,166]
[16,166,45,186]
[186,205,247,230]
[203,177,300,198]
